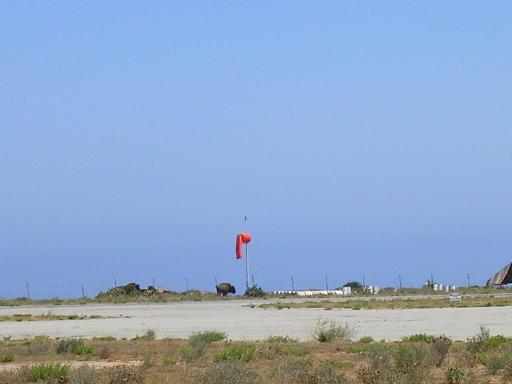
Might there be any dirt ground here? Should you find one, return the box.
[1,298,512,341]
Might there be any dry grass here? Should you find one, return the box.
[259,295,512,310]
[0,313,106,322]
[0,328,510,383]
[0,287,510,307]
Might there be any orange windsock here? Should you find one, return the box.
[236,233,252,259]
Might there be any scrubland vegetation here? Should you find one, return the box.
[260,294,512,310]
[1,325,512,383]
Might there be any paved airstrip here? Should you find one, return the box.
[1,297,512,341]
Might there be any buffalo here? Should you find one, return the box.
[216,282,236,296]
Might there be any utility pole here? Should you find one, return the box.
[399,275,403,293]
[291,276,295,291]
[362,274,366,287]
[81,284,85,299]
[152,278,155,287]
[325,273,329,291]
[25,282,30,299]
[114,279,117,288]
[185,278,189,292]
[467,273,470,288]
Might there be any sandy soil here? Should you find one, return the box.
[0,360,142,373]
[0,299,511,341]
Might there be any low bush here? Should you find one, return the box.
[476,349,512,374]
[264,335,298,344]
[244,285,265,297]
[74,343,95,356]
[162,356,176,366]
[313,320,354,342]
[356,345,397,384]
[26,363,70,382]
[401,333,435,343]
[131,329,156,341]
[179,345,206,363]
[445,367,464,384]
[0,354,13,363]
[214,343,258,362]
[358,336,375,344]
[189,331,226,347]
[466,325,490,355]
[193,362,257,384]
[394,342,434,382]
[108,367,143,384]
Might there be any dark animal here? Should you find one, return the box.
[216,283,236,296]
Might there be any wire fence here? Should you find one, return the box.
[0,271,493,300]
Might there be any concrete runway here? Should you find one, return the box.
[1,299,511,341]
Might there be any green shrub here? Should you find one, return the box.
[483,335,510,349]
[394,342,434,382]
[55,338,94,356]
[214,343,258,362]
[244,285,265,297]
[56,338,84,354]
[74,343,95,356]
[401,333,435,343]
[189,331,226,347]
[179,345,205,363]
[131,329,156,341]
[445,367,464,384]
[476,349,512,374]
[358,336,375,344]
[0,355,13,363]
[264,335,298,344]
[466,325,490,355]
[313,320,353,343]
[162,356,176,366]
[92,336,117,341]
[27,363,70,382]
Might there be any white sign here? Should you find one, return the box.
[449,292,461,302]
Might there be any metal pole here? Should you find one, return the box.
[245,243,249,289]
[244,216,250,289]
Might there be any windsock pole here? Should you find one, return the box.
[244,216,250,289]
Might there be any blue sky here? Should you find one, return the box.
[1,2,511,298]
